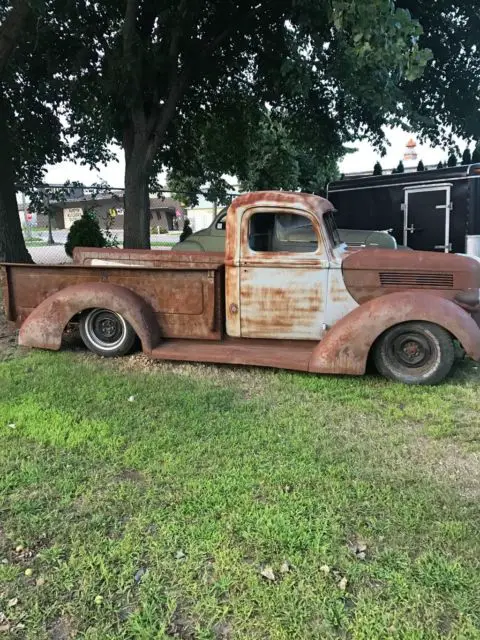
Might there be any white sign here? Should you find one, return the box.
[64,207,83,229]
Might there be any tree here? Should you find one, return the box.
[472,143,480,164]
[462,148,472,165]
[417,160,425,171]
[0,0,114,263]
[447,152,457,167]
[437,161,444,169]
[65,0,432,248]
[373,162,383,176]
[397,1,480,143]
[396,161,405,174]
[0,0,34,263]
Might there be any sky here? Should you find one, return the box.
[43,127,468,190]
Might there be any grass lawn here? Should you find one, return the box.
[150,241,176,248]
[24,240,48,247]
[0,336,479,638]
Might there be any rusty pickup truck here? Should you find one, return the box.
[3,191,480,384]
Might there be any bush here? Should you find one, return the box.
[65,210,106,258]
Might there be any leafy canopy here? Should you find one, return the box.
[64,0,432,193]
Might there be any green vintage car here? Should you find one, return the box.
[172,208,398,252]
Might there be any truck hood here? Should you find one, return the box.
[342,248,480,306]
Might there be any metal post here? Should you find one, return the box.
[22,192,32,241]
[47,197,54,245]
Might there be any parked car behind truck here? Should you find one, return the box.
[3,191,480,384]
[172,207,399,253]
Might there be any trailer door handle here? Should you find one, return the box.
[406,224,415,233]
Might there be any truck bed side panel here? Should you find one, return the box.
[3,264,224,341]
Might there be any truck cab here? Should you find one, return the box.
[222,192,356,340]
[4,191,480,385]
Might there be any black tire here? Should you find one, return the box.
[79,308,136,357]
[373,321,455,385]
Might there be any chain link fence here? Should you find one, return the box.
[18,185,236,264]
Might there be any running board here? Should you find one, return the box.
[148,337,317,372]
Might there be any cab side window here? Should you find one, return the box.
[248,212,318,253]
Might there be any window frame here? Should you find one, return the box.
[240,206,327,265]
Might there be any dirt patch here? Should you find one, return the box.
[48,616,77,640]
[166,605,196,639]
[115,469,146,484]
[115,351,276,399]
[412,438,480,500]
[0,306,18,360]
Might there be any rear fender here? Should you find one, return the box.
[309,291,480,375]
[18,283,161,353]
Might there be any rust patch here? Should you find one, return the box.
[18,282,161,352]
[6,261,225,344]
[239,266,327,339]
[343,248,480,306]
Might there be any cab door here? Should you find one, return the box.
[239,207,328,340]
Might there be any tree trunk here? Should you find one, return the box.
[123,120,152,249]
[123,151,151,249]
[0,97,32,263]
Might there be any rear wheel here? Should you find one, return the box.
[80,308,136,357]
[373,321,455,385]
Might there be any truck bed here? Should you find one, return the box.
[2,249,225,341]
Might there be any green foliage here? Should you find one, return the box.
[373,162,383,176]
[417,160,425,171]
[396,1,480,142]
[437,161,444,169]
[395,160,405,174]
[64,209,106,258]
[472,143,480,164]
[62,0,434,245]
[447,152,458,168]
[462,148,472,165]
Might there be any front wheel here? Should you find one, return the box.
[373,321,455,385]
[80,308,136,357]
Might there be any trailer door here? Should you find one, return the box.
[403,184,452,252]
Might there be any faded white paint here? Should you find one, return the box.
[240,266,328,339]
[325,265,359,328]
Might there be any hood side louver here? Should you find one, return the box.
[379,271,454,289]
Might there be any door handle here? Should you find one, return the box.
[406,224,415,233]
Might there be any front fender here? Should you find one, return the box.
[309,291,480,375]
[18,283,161,353]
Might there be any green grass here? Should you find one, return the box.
[0,348,479,639]
[24,239,48,246]
[150,241,176,248]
